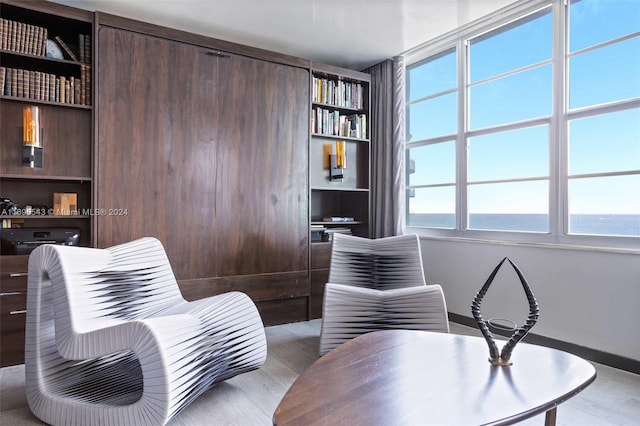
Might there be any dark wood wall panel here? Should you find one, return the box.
[179,271,308,302]
[256,297,308,326]
[97,27,218,279]
[179,272,308,326]
[214,55,309,277]
[97,23,310,322]
[96,12,309,69]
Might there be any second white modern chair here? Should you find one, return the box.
[319,233,449,355]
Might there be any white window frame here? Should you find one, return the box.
[403,0,640,252]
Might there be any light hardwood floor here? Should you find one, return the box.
[1,319,638,425]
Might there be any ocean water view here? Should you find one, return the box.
[408,213,640,237]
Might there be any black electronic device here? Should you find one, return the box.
[0,197,19,215]
[0,228,80,255]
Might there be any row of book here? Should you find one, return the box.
[77,34,92,64]
[0,18,91,63]
[0,18,47,56]
[312,77,365,110]
[313,107,367,139]
[0,66,91,106]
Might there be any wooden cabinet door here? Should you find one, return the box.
[214,55,309,277]
[97,27,218,279]
[98,26,309,282]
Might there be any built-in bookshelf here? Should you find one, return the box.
[311,76,367,139]
[0,0,94,367]
[0,5,91,106]
[309,63,371,319]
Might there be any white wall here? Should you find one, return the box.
[421,238,640,361]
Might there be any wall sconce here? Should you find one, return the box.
[324,141,346,181]
[23,106,43,168]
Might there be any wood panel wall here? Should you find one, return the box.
[96,22,310,325]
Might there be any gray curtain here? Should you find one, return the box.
[365,56,406,238]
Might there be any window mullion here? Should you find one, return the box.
[458,39,468,233]
[551,0,568,241]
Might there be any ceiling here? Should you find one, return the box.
[50,0,517,70]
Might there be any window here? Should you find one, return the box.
[566,0,640,238]
[407,49,457,229]
[405,0,640,248]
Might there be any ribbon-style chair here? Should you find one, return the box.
[25,237,267,426]
[319,233,449,355]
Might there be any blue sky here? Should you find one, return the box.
[407,0,640,220]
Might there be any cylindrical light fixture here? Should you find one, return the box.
[23,106,43,168]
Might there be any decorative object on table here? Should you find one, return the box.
[471,257,539,366]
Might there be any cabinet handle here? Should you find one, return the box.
[9,273,28,277]
[206,50,230,58]
[10,310,27,315]
[1,292,23,296]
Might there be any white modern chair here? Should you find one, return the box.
[25,237,267,426]
[319,233,449,355]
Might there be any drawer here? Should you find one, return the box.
[1,312,26,367]
[0,255,29,273]
[0,256,29,367]
[1,255,29,294]
[0,292,27,315]
[311,242,332,270]
[0,256,29,293]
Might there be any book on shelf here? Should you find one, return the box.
[17,68,23,97]
[312,76,364,109]
[54,35,78,61]
[79,34,85,62]
[25,69,31,98]
[49,73,56,101]
[323,216,355,222]
[64,78,70,103]
[74,76,81,104]
[0,67,90,105]
[0,67,5,94]
[314,107,367,139]
[25,24,32,54]
[0,18,47,56]
[10,20,17,51]
[11,68,17,96]
[0,19,5,50]
[54,76,60,101]
[16,21,23,52]
[5,68,10,95]
[78,34,91,63]
[324,227,352,233]
[59,75,66,103]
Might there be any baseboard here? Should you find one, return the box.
[448,312,640,375]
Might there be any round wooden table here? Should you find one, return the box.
[273,330,596,425]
